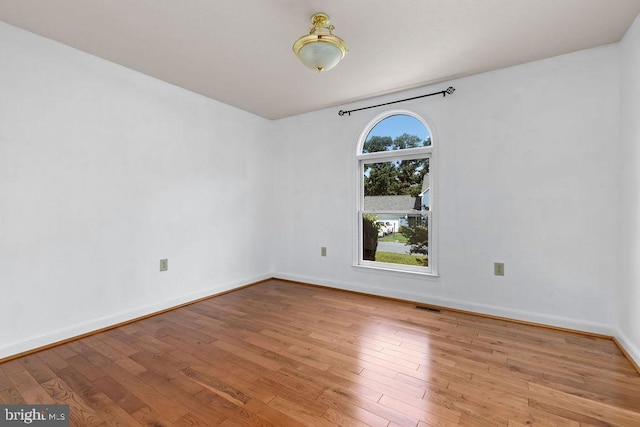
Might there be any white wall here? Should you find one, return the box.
[273,45,621,335]
[1,17,635,362]
[618,14,640,365]
[0,22,273,358]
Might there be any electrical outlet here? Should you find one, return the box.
[494,262,504,276]
[160,259,168,272]
[321,247,327,257]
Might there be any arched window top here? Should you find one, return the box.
[359,112,432,155]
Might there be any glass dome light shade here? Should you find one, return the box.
[293,34,347,72]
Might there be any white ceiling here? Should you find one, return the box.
[1,0,640,120]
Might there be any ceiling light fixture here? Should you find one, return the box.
[292,12,347,72]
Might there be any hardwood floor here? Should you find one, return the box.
[2,279,640,426]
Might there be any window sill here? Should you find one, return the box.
[353,263,439,279]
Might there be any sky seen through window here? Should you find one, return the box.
[366,114,429,141]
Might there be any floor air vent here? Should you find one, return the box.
[415,305,441,313]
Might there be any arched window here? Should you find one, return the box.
[356,112,436,275]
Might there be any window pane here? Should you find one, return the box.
[363,158,429,198]
[363,115,431,153]
[362,213,429,267]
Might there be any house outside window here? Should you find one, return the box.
[356,111,436,275]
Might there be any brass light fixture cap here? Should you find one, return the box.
[310,12,330,27]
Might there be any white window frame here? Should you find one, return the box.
[354,110,438,277]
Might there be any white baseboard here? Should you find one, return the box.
[615,331,640,371]
[274,272,616,337]
[0,273,271,360]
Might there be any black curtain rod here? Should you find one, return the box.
[338,86,455,117]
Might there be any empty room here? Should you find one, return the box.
[2,1,640,425]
